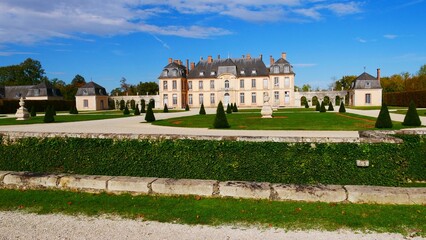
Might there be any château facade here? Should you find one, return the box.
[158,53,296,108]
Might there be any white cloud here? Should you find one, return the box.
[357,37,367,43]
[0,51,36,56]
[293,63,317,67]
[384,34,398,39]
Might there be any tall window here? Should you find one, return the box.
[199,81,203,90]
[188,81,192,90]
[163,94,168,105]
[83,99,88,108]
[284,65,290,73]
[199,94,204,104]
[251,92,256,103]
[240,93,245,104]
[210,80,215,89]
[251,79,256,88]
[273,66,280,74]
[274,77,279,87]
[274,91,279,102]
[284,77,290,88]
[172,80,177,89]
[172,94,177,105]
[263,79,268,89]
[210,93,215,104]
[163,81,168,90]
[365,93,371,104]
[240,79,245,89]
[225,80,230,89]
[189,94,193,105]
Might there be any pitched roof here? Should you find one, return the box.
[159,62,187,79]
[351,72,382,89]
[76,81,108,96]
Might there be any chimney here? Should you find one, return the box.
[186,59,189,72]
[218,55,220,60]
[208,55,212,63]
[190,62,195,70]
[377,68,381,80]
[270,55,275,66]
[246,53,251,60]
[178,60,182,65]
[259,54,263,60]
[168,58,173,64]
[174,60,179,64]
[281,52,287,60]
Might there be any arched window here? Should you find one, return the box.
[225,80,230,89]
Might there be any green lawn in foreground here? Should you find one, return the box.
[153,112,405,130]
[0,189,424,236]
[0,112,131,125]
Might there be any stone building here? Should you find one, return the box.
[75,81,109,111]
[349,69,382,107]
[158,53,296,108]
[0,81,63,100]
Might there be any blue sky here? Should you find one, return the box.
[1,0,425,92]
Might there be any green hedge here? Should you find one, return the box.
[383,90,426,107]
[0,136,424,186]
[0,100,75,114]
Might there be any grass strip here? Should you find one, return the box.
[0,189,424,236]
[0,113,130,125]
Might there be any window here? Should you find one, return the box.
[251,79,256,88]
[188,81,192,90]
[199,81,203,90]
[172,94,177,105]
[274,91,279,102]
[225,80,230,89]
[83,99,89,108]
[284,77,290,88]
[240,79,245,89]
[189,94,193,105]
[284,65,290,73]
[199,94,204,104]
[285,91,290,104]
[365,82,371,88]
[171,69,178,77]
[199,71,204,76]
[210,80,215,89]
[273,66,280,74]
[210,71,216,76]
[172,80,177,89]
[210,93,215,104]
[251,92,256,103]
[365,93,371,104]
[274,77,279,87]
[163,94,168,105]
[240,70,245,75]
[263,79,268,89]
[240,93,245,104]
[163,81,168,90]
[251,69,257,74]
[162,70,168,77]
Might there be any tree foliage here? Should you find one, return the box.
[199,103,206,115]
[339,102,346,113]
[375,103,393,128]
[145,103,156,122]
[43,106,55,123]
[141,100,146,113]
[402,101,421,126]
[319,101,326,113]
[0,58,46,86]
[134,104,140,116]
[163,103,169,113]
[226,103,232,114]
[213,101,230,129]
[328,102,334,111]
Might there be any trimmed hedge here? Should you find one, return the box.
[0,100,75,114]
[0,135,424,186]
[383,90,426,107]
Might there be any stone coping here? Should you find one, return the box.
[1,171,425,205]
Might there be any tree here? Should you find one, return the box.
[163,103,169,113]
[328,102,334,111]
[136,81,159,95]
[134,104,140,116]
[43,106,54,123]
[123,106,130,115]
[145,103,156,122]
[226,103,232,114]
[301,84,311,92]
[141,99,146,113]
[232,103,238,112]
[334,75,357,90]
[320,101,326,113]
[402,100,421,126]
[339,101,346,113]
[185,104,190,111]
[0,58,46,85]
[375,103,393,128]
[213,101,230,129]
[120,77,129,95]
[199,103,206,115]
[418,64,426,76]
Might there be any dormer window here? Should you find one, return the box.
[171,69,178,77]
[365,82,371,88]
[273,66,280,74]
[240,70,245,74]
[162,70,168,77]
[210,71,216,76]
[251,69,257,74]
[199,71,204,76]
[284,66,290,73]
[83,90,88,95]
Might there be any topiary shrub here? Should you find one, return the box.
[226,103,232,114]
[141,100,146,113]
[403,100,421,126]
[320,101,326,113]
[375,103,393,128]
[52,106,56,116]
[199,103,206,115]
[134,104,140,115]
[304,101,309,108]
[339,102,346,113]
[315,102,321,111]
[130,99,136,110]
[163,103,169,113]
[233,103,238,112]
[145,103,156,122]
[119,100,125,110]
[30,105,36,117]
[69,105,78,114]
[123,106,130,115]
[185,104,190,111]
[328,102,334,111]
[43,106,54,123]
[213,101,230,128]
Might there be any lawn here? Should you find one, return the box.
[394,109,426,116]
[0,189,424,237]
[153,111,405,130]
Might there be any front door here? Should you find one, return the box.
[224,93,230,106]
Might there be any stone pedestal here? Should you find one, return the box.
[261,94,273,118]
[15,97,30,120]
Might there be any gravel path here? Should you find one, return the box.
[1,211,424,240]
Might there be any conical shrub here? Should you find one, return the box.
[320,101,326,113]
[30,106,36,117]
[403,100,421,126]
[163,103,169,113]
[134,104,140,115]
[213,101,230,128]
[315,102,321,111]
[123,106,130,115]
[199,103,206,115]
[185,104,190,111]
[375,103,393,128]
[233,103,238,112]
[145,104,156,122]
[328,102,334,111]
[339,102,346,113]
[226,103,232,114]
[304,101,309,108]
[141,100,146,113]
[43,106,54,123]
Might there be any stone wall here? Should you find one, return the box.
[1,171,425,205]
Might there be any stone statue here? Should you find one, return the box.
[261,92,273,118]
[15,97,30,120]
